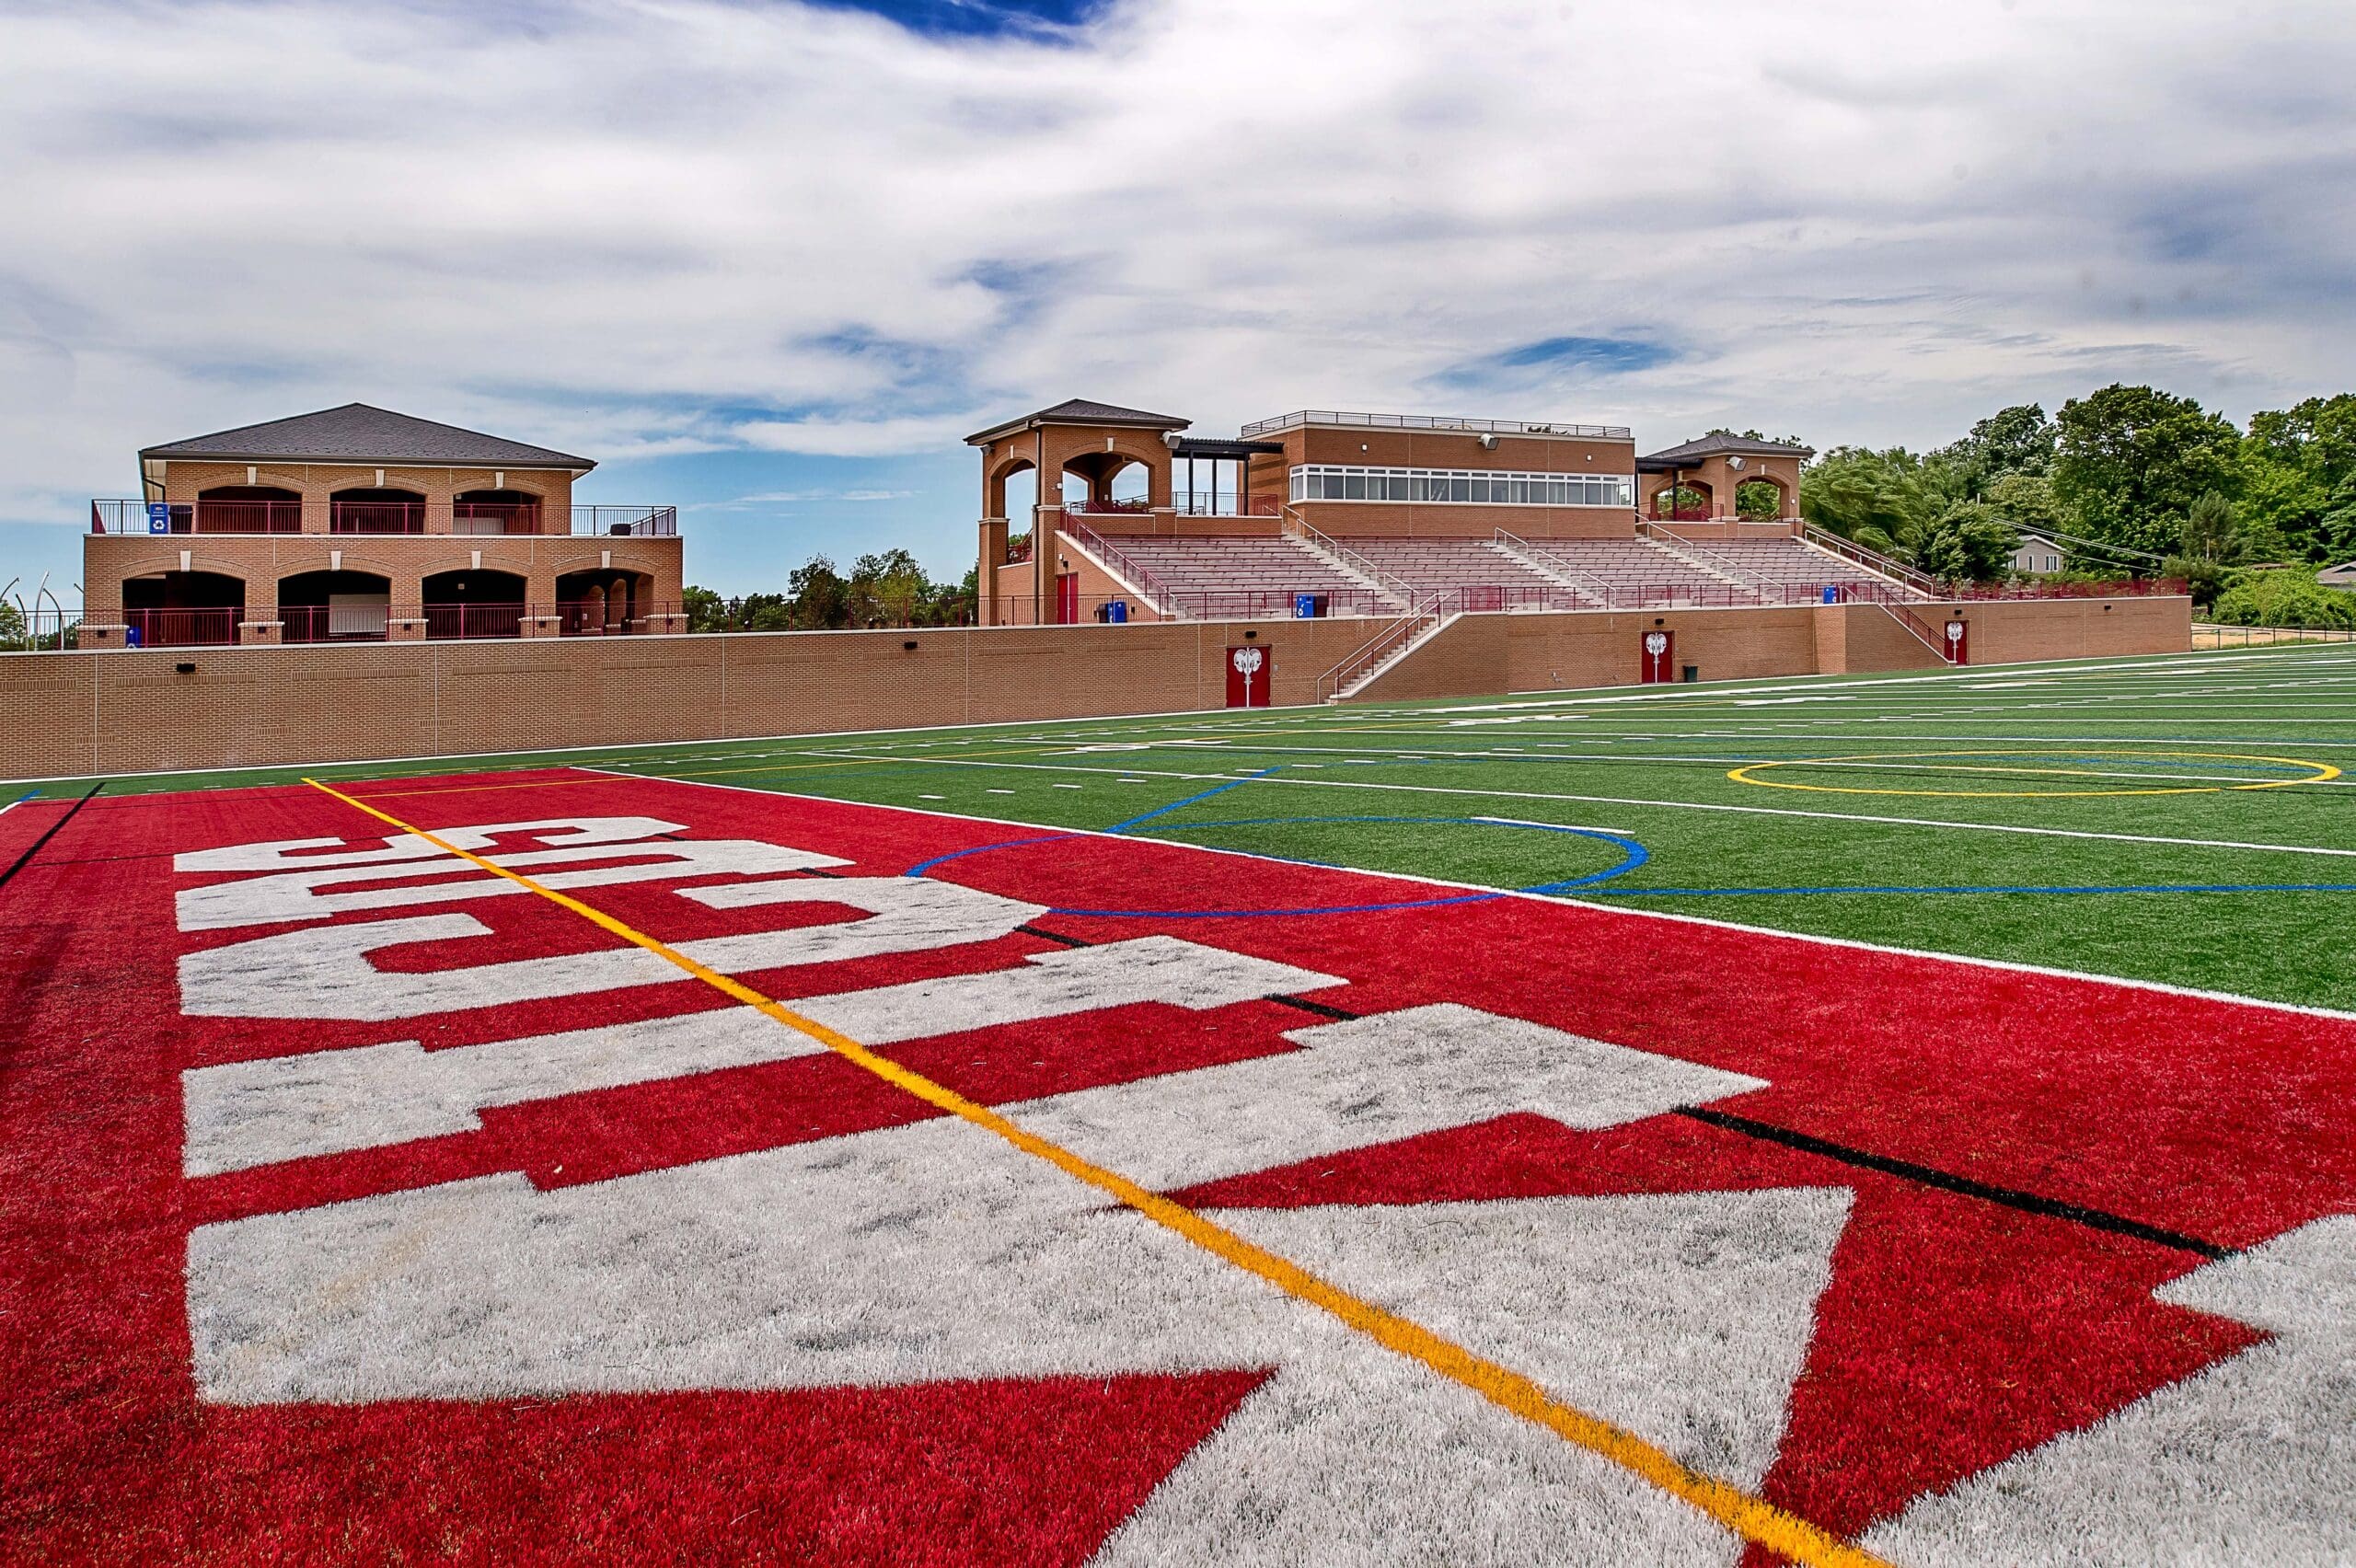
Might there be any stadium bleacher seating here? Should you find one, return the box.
[1097,535,1402,617]
[1084,530,1918,617]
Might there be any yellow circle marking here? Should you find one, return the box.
[1727,749,2341,799]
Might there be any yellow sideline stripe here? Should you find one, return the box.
[302,774,1893,1568]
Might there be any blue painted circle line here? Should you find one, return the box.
[903,816,1648,918]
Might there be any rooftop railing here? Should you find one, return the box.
[1240,409,1632,440]
[89,501,679,537]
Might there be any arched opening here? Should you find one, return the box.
[194,485,302,535]
[422,569,526,639]
[329,487,426,536]
[1650,480,1714,522]
[278,569,392,642]
[453,489,543,536]
[1060,451,1154,516]
[987,458,1036,522]
[556,569,649,635]
[122,571,243,647]
[1734,476,1789,521]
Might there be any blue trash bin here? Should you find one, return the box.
[1107,600,1127,623]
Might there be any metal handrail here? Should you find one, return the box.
[1241,409,1630,439]
[1489,528,1615,605]
[1054,513,1179,617]
[1635,518,1772,592]
[1797,525,1940,595]
[1279,506,1417,610]
[1320,590,1449,699]
[1878,599,1959,662]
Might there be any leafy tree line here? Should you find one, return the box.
[682,550,977,633]
[1796,386,2356,596]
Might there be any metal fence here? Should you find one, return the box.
[2193,623,2356,648]
[87,500,678,537]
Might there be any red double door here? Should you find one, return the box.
[1638,629,1675,684]
[1226,645,1271,707]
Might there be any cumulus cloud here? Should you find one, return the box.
[2,0,2352,536]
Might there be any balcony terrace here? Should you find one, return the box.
[90,500,678,537]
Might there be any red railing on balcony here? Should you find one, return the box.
[453,501,542,535]
[91,499,683,537]
[196,499,304,534]
[329,501,426,535]
[91,500,303,535]
[122,607,241,647]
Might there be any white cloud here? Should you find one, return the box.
[1,0,2352,531]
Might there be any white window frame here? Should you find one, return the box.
[1288,465,1634,508]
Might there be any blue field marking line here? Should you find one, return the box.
[900,755,1652,917]
[1108,767,1279,833]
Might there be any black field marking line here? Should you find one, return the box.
[1676,1108,2232,1260]
[608,768,2356,1027]
[0,782,103,894]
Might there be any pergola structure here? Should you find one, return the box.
[1636,433,1813,525]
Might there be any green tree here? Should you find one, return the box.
[2162,555,2230,612]
[1912,501,2018,584]
[1983,470,2064,535]
[1798,446,1954,559]
[2179,490,2238,562]
[786,557,850,629]
[2211,571,2356,629]
[2238,394,2356,563]
[1938,403,2056,489]
[2050,384,2242,556]
[681,584,729,633]
[849,548,927,627]
[1734,479,1784,520]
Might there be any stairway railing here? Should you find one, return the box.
[1319,590,1450,699]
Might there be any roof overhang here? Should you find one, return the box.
[138,447,594,471]
[1171,438,1287,459]
[964,400,1193,446]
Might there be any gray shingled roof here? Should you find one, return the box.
[1637,432,1815,466]
[141,403,596,470]
[964,398,1191,445]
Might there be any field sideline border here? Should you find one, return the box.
[7,641,2346,792]
[593,768,2356,1024]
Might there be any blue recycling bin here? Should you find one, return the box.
[1106,600,1127,623]
[1821,584,1840,605]
[1294,592,1318,618]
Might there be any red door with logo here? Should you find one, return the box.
[1944,618,1969,665]
[1639,628,1674,684]
[1226,644,1271,707]
[1056,572,1080,626]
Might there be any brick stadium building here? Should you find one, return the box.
[966,400,1875,633]
[80,404,683,648]
[962,398,1988,694]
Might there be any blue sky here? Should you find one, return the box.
[3,0,2353,605]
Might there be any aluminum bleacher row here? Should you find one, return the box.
[1089,532,1919,617]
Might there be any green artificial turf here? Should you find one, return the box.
[17,641,2356,1010]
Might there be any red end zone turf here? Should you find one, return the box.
[2,767,2350,1563]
